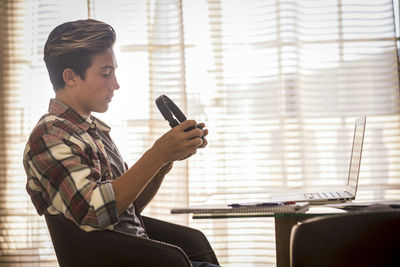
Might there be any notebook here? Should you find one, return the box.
[171,201,309,216]
[269,116,366,204]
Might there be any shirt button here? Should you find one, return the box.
[90,123,96,129]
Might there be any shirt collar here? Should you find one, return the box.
[48,98,111,133]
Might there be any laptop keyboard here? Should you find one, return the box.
[304,191,352,200]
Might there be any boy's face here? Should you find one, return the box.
[72,47,119,117]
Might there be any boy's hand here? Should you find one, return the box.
[152,120,208,163]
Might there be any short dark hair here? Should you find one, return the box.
[43,19,116,91]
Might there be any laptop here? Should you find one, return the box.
[269,116,366,204]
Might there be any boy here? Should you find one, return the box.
[23,19,218,267]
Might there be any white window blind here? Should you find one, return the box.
[0,1,89,266]
[182,0,400,265]
[0,0,399,266]
[91,0,191,225]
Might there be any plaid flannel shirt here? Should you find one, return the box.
[23,98,119,231]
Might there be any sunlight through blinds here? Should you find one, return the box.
[0,1,88,266]
[93,0,190,225]
[182,0,400,265]
[0,0,399,266]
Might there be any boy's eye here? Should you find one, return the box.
[102,73,110,77]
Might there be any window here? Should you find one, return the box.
[1,0,399,266]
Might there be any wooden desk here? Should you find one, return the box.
[193,206,346,267]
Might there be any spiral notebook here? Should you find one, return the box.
[171,201,309,215]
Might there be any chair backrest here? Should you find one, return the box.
[290,211,400,267]
[45,214,192,267]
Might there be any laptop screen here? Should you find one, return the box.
[346,117,366,196]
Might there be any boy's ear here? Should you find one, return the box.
[63,68,77,86]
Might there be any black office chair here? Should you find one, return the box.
[290,210,400,267]
[45,214,219,267]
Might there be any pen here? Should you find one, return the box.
[228,201,296,208]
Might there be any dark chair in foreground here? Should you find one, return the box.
[45,214,219,267]
[290,211,400,267]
